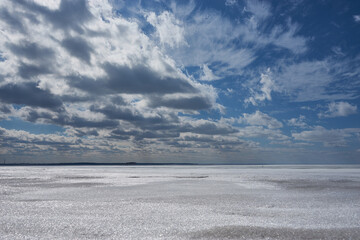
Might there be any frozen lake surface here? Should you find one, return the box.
[1,165,360,239]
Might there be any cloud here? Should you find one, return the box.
[246,68,276,105]
[15,0,94,32]
[292,126,360,147]
[17,62,51,79]
[61,36,94,64]
[54,115,119,129]
[199,64,221,81]
[0,0,358,163]
[0,0,221,154]
[275,61,332,101]
[272,59,360,102]
[148,95,213,110]
[176,119,239,136]
[0,104,14,120]
[154,7,253,75]
[237,126,289,141]
[238,110,283,129]
[0,8,26,33]
[319,102,357,118]
[225,0,237,7]
[245,0,271,20]
[146,11,187,48]
[331,46,345,57]
[32,0,61,10]
[354,15,360,23]
[7,41,55,61]
[287,115,308,128]
[89,104,175,127]
[67,63,198,95]
[0,104,12,114]
[0,82,62,109]
[164,133,255,151]
[17,107,119,129]
[149,1,307,78]
[0,126,123,156]
[271,20,307,54]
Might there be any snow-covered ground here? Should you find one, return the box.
[1,165,360,239]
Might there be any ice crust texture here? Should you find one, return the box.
[1,165,360,239]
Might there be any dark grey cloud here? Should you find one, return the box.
[0,105,12,114]
[164,140,193,148]
[8,42,54,80]
[44,0,93,31]
[1,135,72,146]
[104,63,196,94]
[60,94,94,103]
[149,96,212,110]
[110,96,126,105]
[108,134,130,140]
[108,116,237,141]
[68,63,197,95]
[183,135,221,143]
[14,0,93,33]
[135,130,179,140]
[22,109,119,129]
[66,75,103,94]
[7,41,54,60]
[0,104,12,120]
[0,83,62,109]
[109,129,139,140]
[183,136,241,146]
[18,62,50,79]
[160,135,249,152]
[71,129,99,137]
[61,37,93,64]
[0,8,25,33]
[110,128,179,141]
[111,129,139,136]
[160,137,213,149]
[90,102,235,137]
[0,0,239,161]
[90,105,144,122]
[23,109,54,123]
[0,128,82,154]
[55,115,118,129]
[90,104,178,130]
[180,122,238,135]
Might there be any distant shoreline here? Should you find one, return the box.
[0,162,359,167]
[0,162,198,166]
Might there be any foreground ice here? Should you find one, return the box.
[1,165,360,239]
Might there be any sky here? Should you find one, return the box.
[0,0,359,164]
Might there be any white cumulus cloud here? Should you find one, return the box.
[146,11,187,48]
[238,110,283,129]
[292,126,360,147]
[354,15,360,23]
[199,64,221,81]
[246,68,276,105]
[287,115,308,128]
[319,102,357,118]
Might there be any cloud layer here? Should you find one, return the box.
[0,0,359,163]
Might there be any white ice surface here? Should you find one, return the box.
[1,165,360,239]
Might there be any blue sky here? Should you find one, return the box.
[0,0,359,164]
